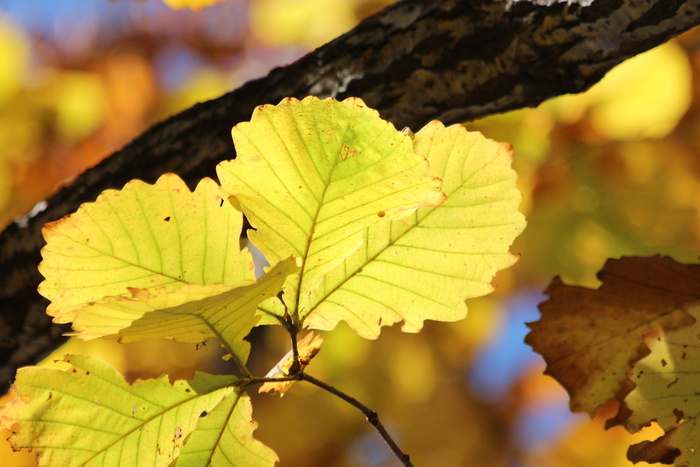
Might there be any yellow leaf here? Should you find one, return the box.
[0,15,29,105]
[250,0,356,48]
[0,355,240,467]
[176,389,277,466]
[39,173,254,322]
[553,42,692,140]
[218,96,445,323]
[69,257,298,364]
[302,121,525,337]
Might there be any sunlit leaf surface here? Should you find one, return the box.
[0,355,240,467]
[70,258,298,363]
[303,121,526,337]
[39,173,254,322]
[177,389,278,466]
[218,96,445,322]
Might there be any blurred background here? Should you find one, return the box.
[0,1,699,465]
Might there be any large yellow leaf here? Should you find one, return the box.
[0,355,270,467]
[299,121,526,337]
[39,173,254,322]
[69,257,298,363]
[217,96,445,319]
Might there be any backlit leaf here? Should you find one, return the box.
[176,390,277,466]
[39,173,253,323]
[0,355,241,467]
[69,257,298,364]
[527,256,700,417]
[301,121,525,337]
[217,96,445,321]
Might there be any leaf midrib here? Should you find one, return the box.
[302,137,511,320]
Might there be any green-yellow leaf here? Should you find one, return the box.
[39,173,254,322]
[300,121,525,337]
[177,390,277,466]
[217,96,445,318]
[69,257,298,364]
[0,355,248,467]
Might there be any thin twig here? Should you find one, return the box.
[288,324,301,375]
[245,375,299,385]
[279,294,302,376]
[300,373,413,467]
[224,346,252,378]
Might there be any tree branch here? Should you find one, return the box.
[300,373,414,467]
[0,0,698,391]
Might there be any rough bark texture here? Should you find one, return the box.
[0,0,698,392]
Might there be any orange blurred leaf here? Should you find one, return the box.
[162,0,230,11]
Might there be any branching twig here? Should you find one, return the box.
[246,332,412,465]
[300,372,413,467]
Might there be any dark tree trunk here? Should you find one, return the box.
[0,0,698,392]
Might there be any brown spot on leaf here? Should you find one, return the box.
[340,144,358,161]
[673,408,684,423]
[164,216,171,222]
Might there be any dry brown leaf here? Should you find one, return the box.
[526,256,700,417]
[613,300,700,466]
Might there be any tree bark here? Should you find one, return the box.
[0,0,698,392]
